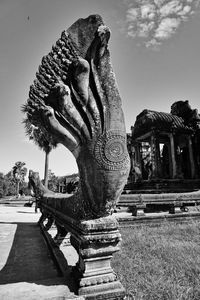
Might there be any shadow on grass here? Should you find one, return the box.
[0,222,76,292]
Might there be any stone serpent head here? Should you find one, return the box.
[24,14,130,219]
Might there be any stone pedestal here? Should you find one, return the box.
[130,205,145,216]
[169,205,182,214]
[137,207,145,216]
[70,216,125,300]
[38,204,126,299]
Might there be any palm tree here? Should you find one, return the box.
[22,117,58,187]
[12,161,27,196]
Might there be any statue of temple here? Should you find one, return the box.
[127,100,200,192]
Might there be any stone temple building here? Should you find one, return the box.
[127,100,200,193]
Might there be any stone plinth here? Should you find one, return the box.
[38,206,125,299]
[70,217,125,299]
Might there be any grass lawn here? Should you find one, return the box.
[112,220,200,300]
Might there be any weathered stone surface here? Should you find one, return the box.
[26,14,130,220]
[34,204,126,299]
[26,14,129,299]
[69,216,125,299]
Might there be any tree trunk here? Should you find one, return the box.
[16,181,20,197]
[44,150,50,188]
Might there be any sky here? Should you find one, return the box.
[1,0,200,179]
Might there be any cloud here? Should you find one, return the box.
[155,17,181,40]
[159,1,183,17]
[126,7,140,22]
[141,4,156,19]
[124,0,200,48]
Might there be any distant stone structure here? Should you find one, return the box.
[128,100,200,188]
[25,14,130,299]
[118,100,200,217]
[57,174,79,194]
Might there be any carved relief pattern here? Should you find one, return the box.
[79,273,117,287]
[94,131,129,170]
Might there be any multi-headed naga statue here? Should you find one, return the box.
[23,15,130,299]
[24,14,130,219]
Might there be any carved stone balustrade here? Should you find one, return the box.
[37,198,125,299]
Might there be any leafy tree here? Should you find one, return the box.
[20,181,31,196]
[3,171,16,196]
[48,169,59,192]
[0,171,22,197]
[22,117,58,187]
[12,162,27,196]
[0,173,4,198]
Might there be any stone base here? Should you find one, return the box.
[169,205,182,214]
[78,280,125,299]
[137,208,145,216]
[38,206,126,299]
[130,205,145,216]
[69,216,125,299]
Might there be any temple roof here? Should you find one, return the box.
[132,109,193,139]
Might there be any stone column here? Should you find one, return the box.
[155,138,161,177]
[70,216,125,299]
[150,133,159,178]
[135,143,141,166]
[188,135,196,179]
[169,133,177,179]
[134,143,142,181]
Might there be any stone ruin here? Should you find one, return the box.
[24,15,130,299]
[120,100,200,217]
[128,100,200,185]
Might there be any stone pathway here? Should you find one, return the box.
[0,224,17,271]
[0,205,83,300]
